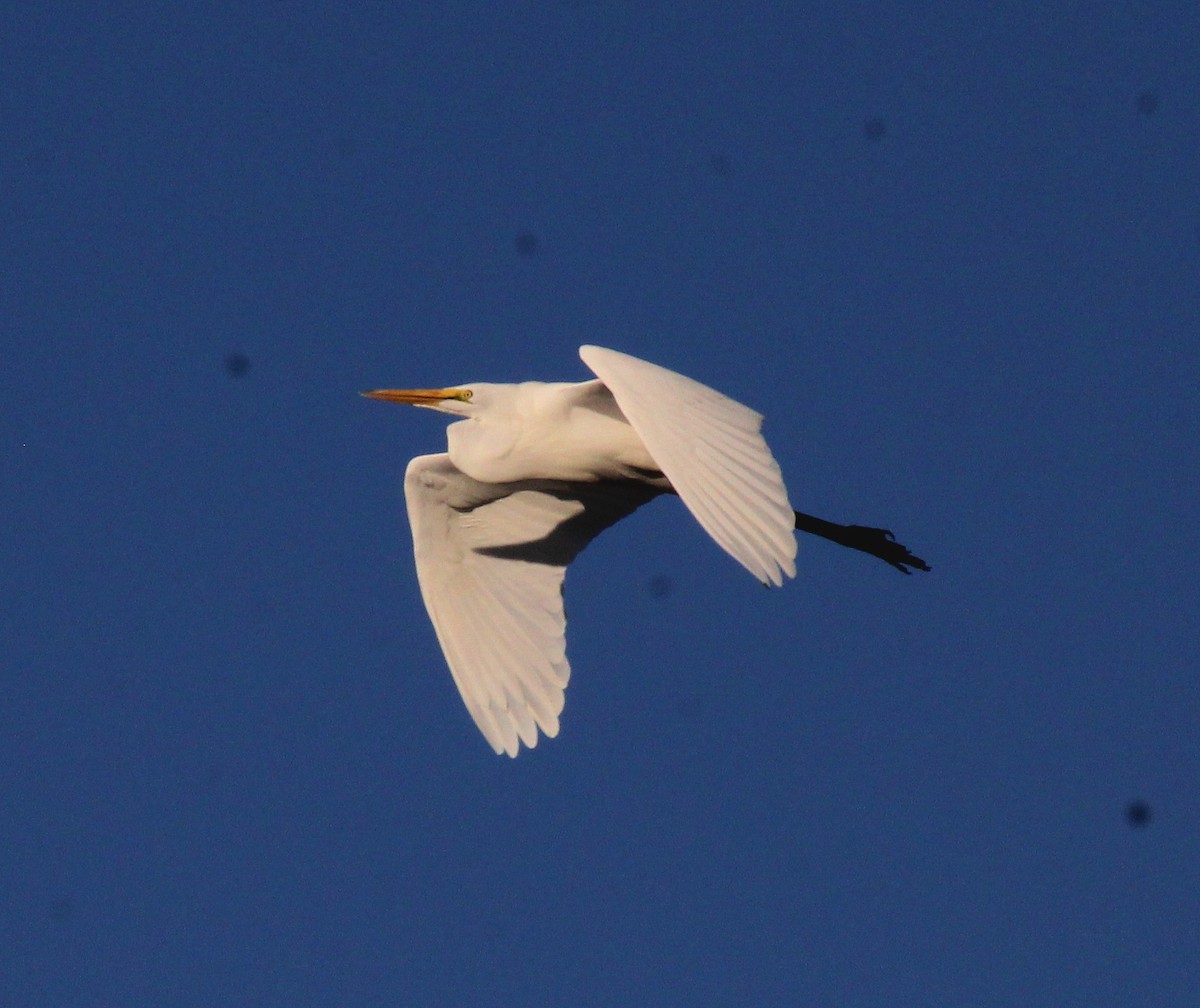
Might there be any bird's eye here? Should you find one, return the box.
[461,389,473,401]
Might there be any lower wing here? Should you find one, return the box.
[404,453,660,756]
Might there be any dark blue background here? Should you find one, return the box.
[4,4,1197,1005]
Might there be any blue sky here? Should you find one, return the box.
[3,4,1198,1005]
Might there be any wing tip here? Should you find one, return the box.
[484,709,562,758]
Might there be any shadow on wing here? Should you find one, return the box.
[473,481,664,567]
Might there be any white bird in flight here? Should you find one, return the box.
[365,345,927,756]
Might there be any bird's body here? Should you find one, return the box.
[365,345,927,756]
[443,380,660,485]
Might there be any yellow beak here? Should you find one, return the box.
[360,387,472,404]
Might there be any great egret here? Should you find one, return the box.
[365,345,928,756]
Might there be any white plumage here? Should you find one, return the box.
[365,345,926,756]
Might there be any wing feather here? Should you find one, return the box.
[580,345,797,585]
[404,454,658,756]
[695,440,791,559]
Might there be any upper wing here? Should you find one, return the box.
[404,453,660,756]
[579,345,797,586]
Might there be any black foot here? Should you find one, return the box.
[841,526,930,575]
[793,511,930,575]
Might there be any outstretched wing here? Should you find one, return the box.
[580,345,797,586]
[404,453,660,756]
